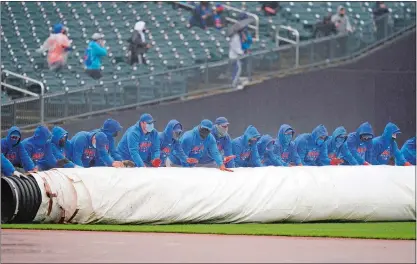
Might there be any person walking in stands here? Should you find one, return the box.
[70,131,124,168]
[167,119,232,171]
[324,126,358,166]
[1,126,36,173]
[257,134,285,166]
[84,33,107,80]
[232,125,263,167]
[91,119,123,162]
[117,113,161,167]
[159,119,198,167]
[36,23,72,72]
[50,126,76,168]
[294,124,341,166]
[345,122,375,165]
[400,136,416,165]
[274,124,302,166]
[199,117,236,168]
[229,27,244,89]
[371,122,411,166]
[331,6,353,57]
[128,21,152,65]
[21,126,58,171]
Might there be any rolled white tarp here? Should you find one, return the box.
[2,166,415,224]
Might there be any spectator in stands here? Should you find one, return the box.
[1,153,15,176]
[128,21,152,66]
[70,131,124,168]
[313,14,337,38]
[1,126,37,173]
[84,33,107,80]
[51,126,76,168]
[257,134,285,166]
[213,4,226,29]
[373,1,391,40]
[294,124,338,166]
[331,6,353,57]
[229,28,244,89]
[199,117,236,168]
[36,23,72,72]
[92,119,123,162]
[117,113,161,168]
[159,119,198,167]
[400,137,416,165]
[371,122,411,166]
[232,125,263,167]
[188,1,212,29]
[345,122,375,165]
[260,2,280,16]
[21,126,58,171]
[167,119,232,171]
[274,124,302,166]
[324,126,358,166]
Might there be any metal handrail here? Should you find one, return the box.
[276,25,300,68]
[175,1,260,40]
[1,70,45,124]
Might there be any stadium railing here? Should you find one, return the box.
[1,11,415,132]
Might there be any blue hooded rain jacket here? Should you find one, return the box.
[400,137,416,165]
[91,119,123,161]
[199,125,235,168]
[345,122,375,165]
[294,124,331,166]
[371,122,407,165]
[2,153,15,176]
[325,126,358,165]
[257,134,284,166]
[273,124,301,166]
[70,131,113,167]
[159,120,189,166]
[51,126,75,168]
[232,125,263,167]
[21,126,57,171]
[1,126,35,171]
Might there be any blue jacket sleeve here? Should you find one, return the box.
[127,132,145,167]
[180,133,193,158]
[290,143,302,166]
[266,150,284,166]
[365,141,376,164]
[296,139,309,166]
[232,141,244,167]
[370,139,382,165]
[250,144,263,167]
[44,142,58,169]
[97,145,114,166]
[340,143,358,165]
[18,144,36,171]
[392,141,407,165]
[2,153,15,176]
[172,140,189,165]
[108,137,123,161]
[71,135,88,167]
[207,135,223,167]
[346,137,364,165]
[223,136,235,168]
[52,144,65,160]
[318,143,331,166]
[22,142,37,169]
[151,132,161,161]
[94,44,107,57]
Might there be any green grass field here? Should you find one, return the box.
[2,222,416,240]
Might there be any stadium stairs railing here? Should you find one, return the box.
[1,10,415,132]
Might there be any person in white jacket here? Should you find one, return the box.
[229,32,244,88]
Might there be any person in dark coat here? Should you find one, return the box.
[128,21,151,65]
[373,1,390,40]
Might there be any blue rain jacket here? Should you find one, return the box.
[70,131,113,167]
[326,126,358,165]
[1,126,35,171]
[371,122,407,165]
[169,126,223,167]
[199,126,235,168]
[345,122,375,165]
[400,137,416,165]
[294,124,331,166]
[51,126,75,168]
[84,41,107,70]
[21,126,57,171]
[232,125,263,167]
[159,120,188,166]
[2,153,15,176]
[91,119,123,161]
[274,124,301,166]
[117,122,160,167]
[257,134,284,166]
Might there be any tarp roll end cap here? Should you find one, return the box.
[1,166,415,224]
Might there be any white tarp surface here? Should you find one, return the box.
[33,166,416,224]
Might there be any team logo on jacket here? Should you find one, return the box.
[357,146,366,158]
[306,150,319,161]
[191,145,204,154]
[328,153,337,159]
[6,152,16,161]
[380,149,391,160]
[84,148,96,159]
[217,142,223,151]
[240,151,251,160]
[162,147,171,154]
[32,152,44,162]
[139,142,152,152]
[281,151,289,161]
